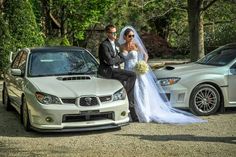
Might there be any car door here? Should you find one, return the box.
[228,61,236,105]
[15,51,27,107]
[7,51,23,105]
[8,50,27,108]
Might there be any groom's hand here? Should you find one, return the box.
[118,53,125,63]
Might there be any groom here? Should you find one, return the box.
[98,24,138,121]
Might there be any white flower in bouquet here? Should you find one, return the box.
[134,60,149,75]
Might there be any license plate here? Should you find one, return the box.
[80,110,99,115]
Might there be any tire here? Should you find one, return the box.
[2,86,13,111]
[21,97,31,131]
[190,84,221,116]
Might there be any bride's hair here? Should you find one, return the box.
[124,28,133,36]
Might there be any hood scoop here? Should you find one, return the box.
[165,66,175,70]
[57,76,91,81]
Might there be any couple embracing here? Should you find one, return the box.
[98,24,206,124]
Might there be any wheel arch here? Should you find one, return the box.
[20,93,26,123]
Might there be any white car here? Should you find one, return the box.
[154,43,236,116]
[2,46,129,132]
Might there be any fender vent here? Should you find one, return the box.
[165,66,175,70]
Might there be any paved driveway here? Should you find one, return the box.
[0,80,235,157]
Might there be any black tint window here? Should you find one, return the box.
[28,50,98,77]
[18,51,27,72]
[11,51,23,68]
[197,48,236,66]
[230,62,236,69]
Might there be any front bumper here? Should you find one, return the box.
[161,83,190,108]
[26,97,129,132]
[31,120,129,132]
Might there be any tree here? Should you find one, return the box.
[32,0,116,46]
[0,1,12,73]
[204,0,236,49]
[4,0,44,50]
[187,0,218,61]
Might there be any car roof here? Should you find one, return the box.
[23,46,85,53]
[222,43,236,49]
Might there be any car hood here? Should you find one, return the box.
[28,76,123,97]
[155,62,223,78]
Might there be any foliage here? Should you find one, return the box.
[0,14,12,72]
[51,0,115,43]
[29,0,43,28]
[140,0,236,54]
[204,0,236,49]
[61,36,71,46]
[4,0,44,51]
[1,0,235,61]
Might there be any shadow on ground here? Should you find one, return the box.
[118,134,236,144]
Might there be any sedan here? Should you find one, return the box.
[154,43,236,116]
[2,46,129,132]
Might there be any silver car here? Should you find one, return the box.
[154,43,236,116]
[2,46,129,132]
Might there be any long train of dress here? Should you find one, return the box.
[122,50,206,124]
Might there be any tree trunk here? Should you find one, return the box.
[187,0,205,61]
[41,0,51,36]
[60,5,66,37]
[199,14,205,58]
[0,0,3,12]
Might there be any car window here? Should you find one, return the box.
[11,51,23,69]
[196,48,236,66]
[230,62,236,69]
[28,50,98,77]
[230,62,236,74]
[18,51,27,73]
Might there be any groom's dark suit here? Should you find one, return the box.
[98,38,138,121]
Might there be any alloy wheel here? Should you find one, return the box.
[190,84,220,116]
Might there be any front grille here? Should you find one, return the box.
[62,112,114,122]
[99,95,112,102]
[80,97,99,106]
[61,98,76,104]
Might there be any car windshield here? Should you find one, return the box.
[196,47,236,66]
[28,50,98,77]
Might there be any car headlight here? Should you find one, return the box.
[113,88,126,101]
[35,92,62,104]
[157,77,180,86]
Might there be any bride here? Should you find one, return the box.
[118,26,206,124]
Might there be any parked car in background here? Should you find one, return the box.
[154,43,236,116]
[2,46,129,132]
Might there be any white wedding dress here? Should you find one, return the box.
[122,50,206,124]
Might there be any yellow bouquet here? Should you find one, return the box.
[134,60,149,75]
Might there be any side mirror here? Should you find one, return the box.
[9,51,13,63]
[11,69,22,76]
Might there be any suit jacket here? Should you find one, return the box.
[98,38,124,78]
